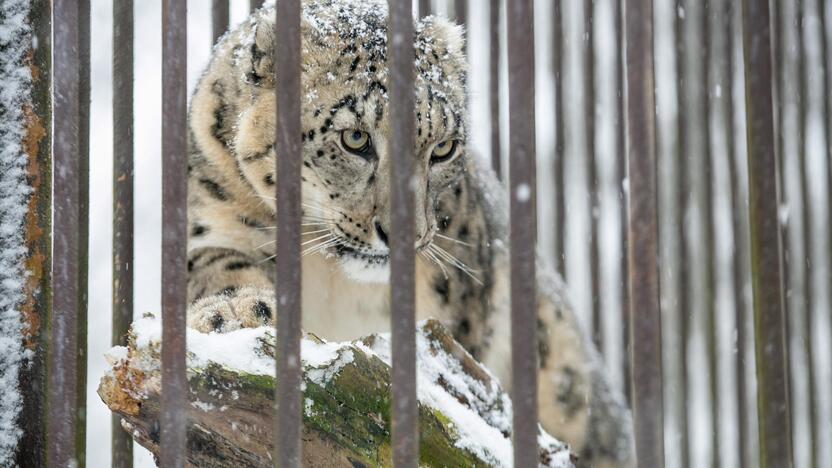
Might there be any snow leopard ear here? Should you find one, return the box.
[243,19,275,88]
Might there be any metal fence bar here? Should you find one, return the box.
[701,2,720,466]
[455,0,467,27]
[489,0,501,177]
[796,3,819,466]
[740,0,794,466]
[388,0,418,465]
[584,0,601,349]
[112,1,135,466]
[160,0,188,466]
[623,0,665,466]
[722,1,749,466]
[17,1,52,465]
[507,0,538,464]
[419,0,431,17]
[212,0,229,45]
[48,0,86,465]
[673,1,691,463]
[614,0,631,403]
[274,0,303,464]
[553,0,566,276]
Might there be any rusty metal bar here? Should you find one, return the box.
[490,0,501,177]
[273,0,303,465]
[507,0,538,464]
[160,0,188,466]
[673,0,691,463]
[388,0,418,465]
[112,1,135,466]
[553,0,566,276]
[274,0,303,465]
[584,0,602,349]
[17,1,52,465]
[212,0,229,45]
[740,0,794,466]
[623,0,664,466]
[614,0,631,403]
[48,0,86,465]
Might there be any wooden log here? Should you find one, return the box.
[98,318,575,467]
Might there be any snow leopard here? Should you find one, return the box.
[185,1,634,466]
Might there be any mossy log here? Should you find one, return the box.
[98,317,574,467]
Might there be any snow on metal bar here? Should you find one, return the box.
[160,0,188,466]
[212,0,229,45]
[506,0,538,464]
[622,0,665,466]
[489,0,501,178]
[740,0,794,466]
[48,0,86,465]
[387,0,419,465]
[274,0,303,465]
[112,1,135,466]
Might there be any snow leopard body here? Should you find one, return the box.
[185,1,634,466]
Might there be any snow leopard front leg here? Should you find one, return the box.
[186,247,276,333]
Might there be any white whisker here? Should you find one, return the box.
[435,232,474,248]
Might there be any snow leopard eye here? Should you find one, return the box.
[430,139,459,163]
[340,129,372,156]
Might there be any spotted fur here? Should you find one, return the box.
[185,1,633,465]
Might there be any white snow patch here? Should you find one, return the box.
[0,0,33,463]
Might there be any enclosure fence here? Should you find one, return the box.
[15,0,832,467]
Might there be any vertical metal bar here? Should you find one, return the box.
[701,3,720,467]
[553,0,566,277]
[796,3,819,466]
[77,2,91,464]
[112,1,135,466]
[722,1,749,466]
[160,0,188,466]
[584,0,601,349]
[212,0,229,45]
[820,0,832,383]
[623,0,665,466]
[673,1,691,463]
[455,0,467,26]
[740,0,794,466]
[507,0,538,464]
[490,0,501,178]
[388,0,418,465]
[419,0,431,17]
[48,0,84,465]
[614,0,631,403]
[17,1,52,465]
[274,0,303,465]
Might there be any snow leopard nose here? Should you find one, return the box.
[374,220,389,247]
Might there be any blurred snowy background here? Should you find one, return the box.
[82,1,831,467]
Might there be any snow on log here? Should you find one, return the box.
[98,316,575,467]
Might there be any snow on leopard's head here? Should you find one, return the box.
[233,0,468,283]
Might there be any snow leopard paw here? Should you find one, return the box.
[187,286,275,333]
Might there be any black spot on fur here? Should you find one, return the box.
[434,276,450,304]
[219,286,238,296]
[210,314,225,331]
[253,301,272,320]
[225,261,253,271]
[191,224,209,236]
[264,174,275,186]
[199,178,230,201]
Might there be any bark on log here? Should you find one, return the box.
[98,317,574,467]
